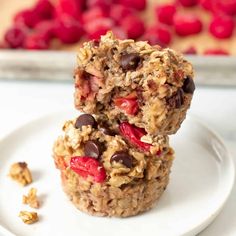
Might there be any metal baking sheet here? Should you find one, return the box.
[0,50,235,86]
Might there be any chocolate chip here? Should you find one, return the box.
[167,89,184,109]
[75,114,97,129]
[84,140,103,159]
[120,53,141,70]
[183,76,195,94]
[110,151,133,168]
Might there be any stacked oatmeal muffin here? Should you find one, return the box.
[53,32,195,217]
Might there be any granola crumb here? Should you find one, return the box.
[8,162,32,186]
[19,211,38,224]
[22,188,40,209]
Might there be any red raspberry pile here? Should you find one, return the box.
[153,0,236,55]
[2,0,146,50]
[1,0,235,55]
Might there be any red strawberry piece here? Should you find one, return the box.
[35,20,56,41]
[217,0,236,16]
[155,4,176,25]
[82,7,108,24]
[54,14,84,44]
[70,156,106,183]
[120,15,145,39]
[76,72,104,101]
[114,93,139,115]
[112,27,128,39]
[183,46,197,54]
[34,0,54,19]
[14,9,41,28]
[84,18,113,40]
[119,122,152,151]
[87,0,111,12]
[24,33,50,50]
[143,25,172,46]
[209,15,234,39]
[4,26,27,49]
[118,0,147,11]
[110,4,133,24]
[174,13,203,36]
[55,0,82,20]
[204,49,229,55]
[177,0,199,7]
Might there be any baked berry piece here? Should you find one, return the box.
[53,114,173,217]
[74,32,195,135]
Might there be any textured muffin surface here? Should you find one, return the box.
[53,116,174,217]
[74,32,195,135]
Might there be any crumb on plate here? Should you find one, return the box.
[8,162,32,186]
[19,211,38,224]
[22,188,40,209]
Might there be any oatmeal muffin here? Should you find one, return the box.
[53,114,174,217]
[74,32,195,135]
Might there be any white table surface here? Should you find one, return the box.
[0,80,235,236]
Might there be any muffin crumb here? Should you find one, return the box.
[22,188,40,209]
[19,211,38,224]
[8,162,32,186]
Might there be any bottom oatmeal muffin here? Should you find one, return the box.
[52,114,174,217]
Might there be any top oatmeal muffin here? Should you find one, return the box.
[74,32,195,135]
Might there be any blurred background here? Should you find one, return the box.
[1,0,236,55]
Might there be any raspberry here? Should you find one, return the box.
[119,122,152,151]
[84,18,113,40]
[183,46,197,54]
[55,0,82,20]
[82,7,108,24]
[4,26,26,48]
[87,0,111,12]
[217,0,236,16]
[177,0,199,7]
[24,33,50,50]
[118,0,147,11]
[209,16,234,39]
[35,20,56,41]
[114,94,139,115]
[204,49,229,55]
[200,0,215,11]
[120,15,145,39]
[155,4,176,25]
[174,13,203,36]
[34,0,54,19]
[70,156,106,183]
[110,4,133,24]
[14,9,41,28]
[54,14,84,44]
[143,25,172,46]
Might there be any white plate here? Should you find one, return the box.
[0,112,234,236]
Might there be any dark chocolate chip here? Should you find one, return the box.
[84,140,103,159]
[120,53,141,70]
[75,114,97,129]
[183,76,195,94]
[167,89,184,109]
[110,151,133,168]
